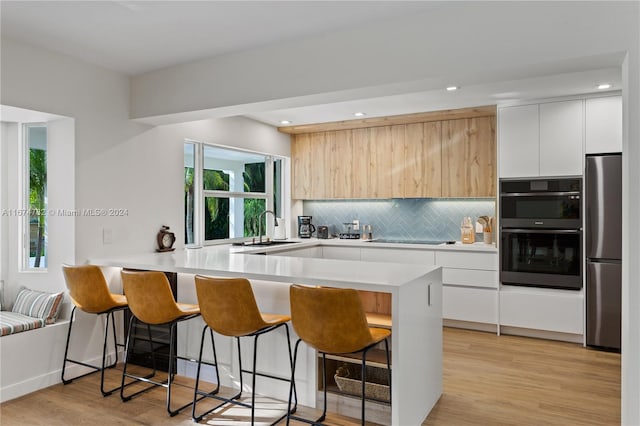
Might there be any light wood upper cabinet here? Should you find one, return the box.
[291,133,312,199]
[442,117,496,197]
[405,122,442,198]
[351,128,371,198]
[290,107,496,199]
[390,125,406,198]
[310,132,331,199]
[369,126,394,198]
[330,130,353,198]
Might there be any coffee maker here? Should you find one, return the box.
[297,215,316,238]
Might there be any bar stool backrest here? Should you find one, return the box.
[62,264,120,314]
[194,276,267,336]
[121,270,183,325]
[289,284,374,354]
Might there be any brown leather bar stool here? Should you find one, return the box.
[61,264,129,396]
[120,270,200,417]
[192,275,296,424]
[287,284,391,426]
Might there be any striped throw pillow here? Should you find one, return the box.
[11,287,64,324]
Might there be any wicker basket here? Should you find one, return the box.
[334,374,390,402]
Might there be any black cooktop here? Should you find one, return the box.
[369,239,447,245]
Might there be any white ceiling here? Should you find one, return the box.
[0,1,622,127]
[0,1,436,75]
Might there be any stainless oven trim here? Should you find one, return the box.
[500,218,582,229]
[501,191,581,197]
[504,228,582,234]
[501,271,583,290]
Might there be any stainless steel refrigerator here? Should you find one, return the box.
[586,154,622,350]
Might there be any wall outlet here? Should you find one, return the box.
[103,228,113,244]
[353,219,360,230]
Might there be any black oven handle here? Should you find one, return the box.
[502,228,582,234]
[500,191,581,197]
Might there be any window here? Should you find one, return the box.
[185,142,285,245]
[24,124,47,269]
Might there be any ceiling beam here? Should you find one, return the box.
[277,105,496,134]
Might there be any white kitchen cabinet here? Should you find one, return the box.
[499,99,584,178]
[435,251,498,271]
[360,247,435,265]
[435,250,499,325]
[273,246,323,258]
[443,286,498,324]
[498,104,540,178]
[499,287,583,335]
[442,268,498,289]
[586,95,623,154]
[539,100,584,176]
[321,246,361,260]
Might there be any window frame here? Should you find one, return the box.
[186,140,285,247]
[21,123,48,271]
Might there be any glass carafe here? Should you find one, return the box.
[461,217,475,244]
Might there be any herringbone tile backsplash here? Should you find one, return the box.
[303,199,496,241]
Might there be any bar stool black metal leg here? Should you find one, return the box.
[192,326,222,421]
[61,307,77,384]
[284,323,297,414]
[384,338,391,400]
[251,334,259,425]
[361,348,368,426]
[286,339,302,426]
[100,312,112,396]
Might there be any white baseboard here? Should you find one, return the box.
[0,351,120,403]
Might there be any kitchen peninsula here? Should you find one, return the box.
[93,243,443,426]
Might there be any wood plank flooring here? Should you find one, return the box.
[0,327,620,425]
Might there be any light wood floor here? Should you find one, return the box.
[0,327,620,425]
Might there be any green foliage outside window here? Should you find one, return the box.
[29,147,47,267]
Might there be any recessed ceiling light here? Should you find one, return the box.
[354,112,366,117]
[279,120,291,125]
[597,83,612,90]
[446,86,459,91]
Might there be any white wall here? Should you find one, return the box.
[622,28,640,423]
[0,116,75,304]
[0,38,289,264]
[0,38,289,401]
[75,116,289,259]
[130,2,637,123]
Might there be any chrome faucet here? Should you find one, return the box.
[258,210,277,244]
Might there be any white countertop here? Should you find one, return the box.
[231,237,497,254]
[319,238,497,252]
[93,244,439,292]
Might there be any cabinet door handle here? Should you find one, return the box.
[427,283,432,307]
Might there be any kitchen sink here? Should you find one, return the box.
[235,240,301,247]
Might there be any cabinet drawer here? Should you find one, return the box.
[499,289,583,334]
[443,286,497,324]
[360,248,435,265]
[442,268,498,288]
[435,251,497,270]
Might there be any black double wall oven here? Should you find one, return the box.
[500,178,583,290]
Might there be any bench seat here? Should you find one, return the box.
[0,311,45,336]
